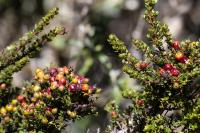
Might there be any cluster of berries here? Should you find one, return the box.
[158,41,191,77]
[0,66,100,131]
[160,63,180,77]
[172,41,189,64]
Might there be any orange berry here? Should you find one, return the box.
[56,73,64,81]
[59,77,66,85]
[82,84,89,92]
[63,66,69,74]
[17,95,24,102]
[175,52,184,61]
[0,83,6,90]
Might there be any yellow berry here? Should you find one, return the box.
[4,116,10,123]
[33,85,41,92]
[31,97,37,102]
[51,108,58,114]
[35,103,41,109]
[34,92,41,99]
[58,85,64,92]
[50,82,58,90]
[46,94,52,99]
[13,107,17,112]
[5,104,13,112]
[0,107,7,115]
[45,110,52,116]
[23,109,33,116]
[11,99,18,105]
[41,118,48,124]
[70,111,77,118]
[35,68,42,74]
[38,79,44,83]
[37,71,45,79]
[67,110,71,115]
[72,78,78,84]
[44,74,50,80]
[96,88,102,94]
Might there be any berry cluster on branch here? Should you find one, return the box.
[0,66,100,132]
[107,0,200,132]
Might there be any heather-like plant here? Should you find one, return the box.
[0,66,99,132]
[107,0,199,132]
[0,8,100,132]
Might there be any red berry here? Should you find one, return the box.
[69,84,76,92]
[63,66,69,74]
[175,52,184,61]
[17,95,24,102]
[170,68,180,77]
[163,64,173,70]
[172,41,180,50]
[139,62,148,70]
[136,99,144,106]
[50,77,56,82]
[49,68,58,77]
[21,102,27,108]
[42,88,51,95]
[181,57,188,64]
[45,107,52,111]
[59,77,67,85]
[111,111,117,118]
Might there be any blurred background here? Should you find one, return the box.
[0,0,200,132]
